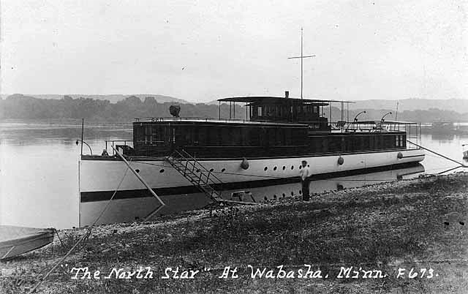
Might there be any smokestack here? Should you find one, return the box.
[285,91,289,98]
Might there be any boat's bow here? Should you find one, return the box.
[0,225,55,260]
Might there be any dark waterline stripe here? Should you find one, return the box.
[80,162,422,203]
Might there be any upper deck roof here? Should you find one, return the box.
[217,96,353,106]
[349,120,419,125]
[133,117,307,127]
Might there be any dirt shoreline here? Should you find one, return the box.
[1,172,468,293]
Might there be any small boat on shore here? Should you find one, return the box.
[0,225,55,260]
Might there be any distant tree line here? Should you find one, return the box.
[1,94,467,123]
[0,94,246,122]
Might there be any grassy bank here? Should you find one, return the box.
[1,172,468,293]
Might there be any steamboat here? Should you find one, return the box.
[79,93,425,213]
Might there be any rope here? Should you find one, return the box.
[53,229,64,247]
[28,167,130,293]
[407,140,467,168]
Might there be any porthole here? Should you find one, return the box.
[282,193,286,197]
[291,166,294,170]
[221,168,226,173]
[209,168,214,172]
[135,169,140,173]
[273,166,277,171]
[299,166,302,169]
[159,169,165,173]
[282,166,286,170]
[291,191,294,196]
[264,167,268,171]
[299,190,302,194]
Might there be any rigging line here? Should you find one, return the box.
[91,167,130,227]
[112,146,166,220]
[29,166,130,294]
[438,166,463,175]
[407,140,467,167]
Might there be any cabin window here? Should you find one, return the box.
[328,137,338,152]
[241,128,250,146]
[193,127,199,145]
[363,136,370,150]
[184,126,194,145]
[265,105,276,117]
[198,127,207,145]
[322,138,329,152]
[175,126,185,145]
[276,129,284,145]
[384,135,393,149]
[267,128,275,146]
[285,128,292,145]
[249,128,261,146]
[232,127,242,145]
[220,128,230,145]
[141,125,166,146]
[395,135,404,147]
[208,127,219,146]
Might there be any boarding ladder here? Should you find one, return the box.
[165,149,256,206]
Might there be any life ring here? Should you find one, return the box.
[337,156,344,165]
[240,158,249,170]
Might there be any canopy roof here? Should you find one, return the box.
[350,120,418,125]
[217,96,353,106]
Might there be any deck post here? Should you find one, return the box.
[80,118,84,156]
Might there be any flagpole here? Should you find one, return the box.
[288,28,315,100]
[301,28,303,99]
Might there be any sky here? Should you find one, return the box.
[1,0,467,103]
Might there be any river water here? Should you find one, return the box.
[1,120,467,229]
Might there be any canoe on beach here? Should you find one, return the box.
[0,225,55,260]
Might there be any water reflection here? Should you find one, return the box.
[79,164,425,226]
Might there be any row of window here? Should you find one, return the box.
[134,124,407,156]
[135,125,308,147]
[309,134,406,153]
[155,164,310,174]
[251,104,320,119]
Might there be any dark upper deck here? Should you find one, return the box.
[218,96,346,127]
[122,96,417,158]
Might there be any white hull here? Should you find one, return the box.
[79,149,425,196]
[79,163,425,226]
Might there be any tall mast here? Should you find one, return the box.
[301,28,303,99]
[288,28,315,99]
